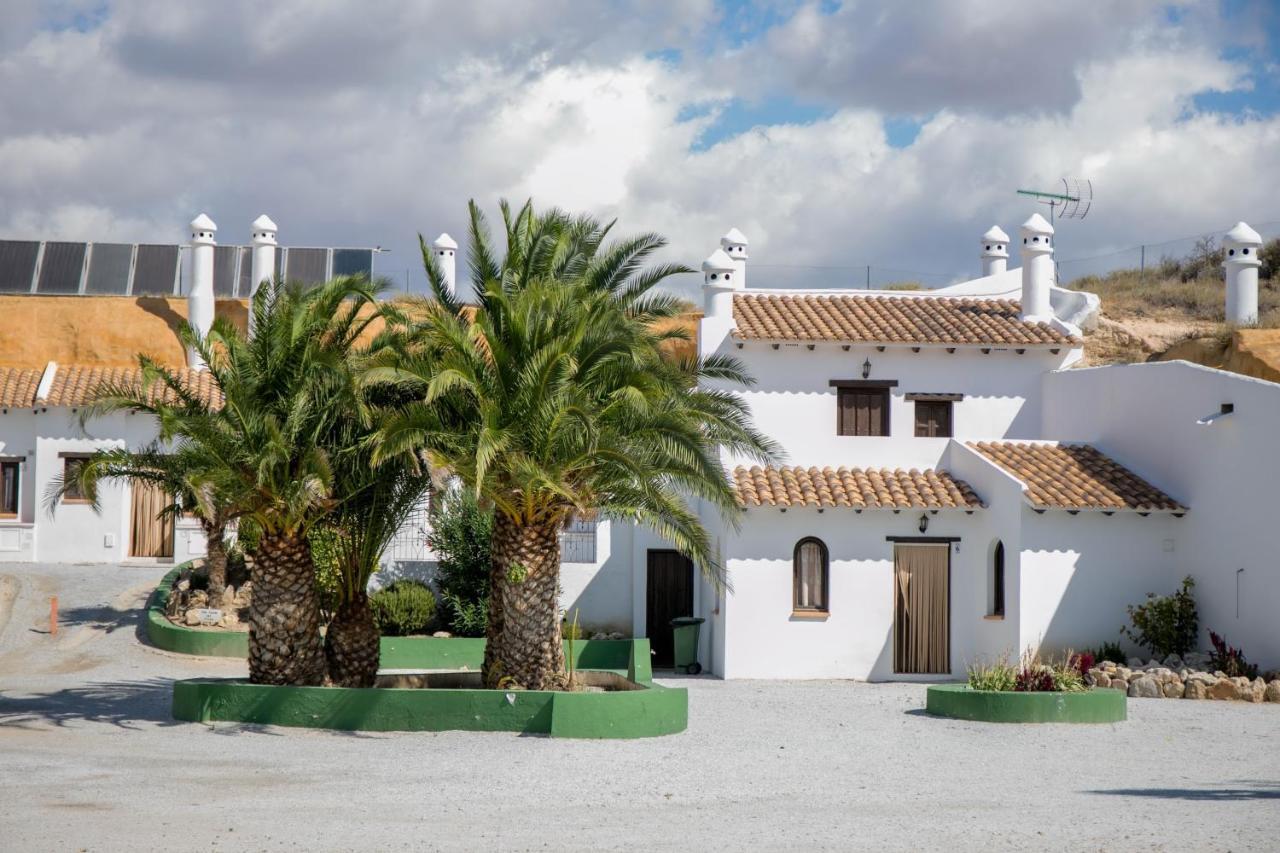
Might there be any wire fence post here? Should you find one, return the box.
[865,265,870,289]
[1140,245,1145,283]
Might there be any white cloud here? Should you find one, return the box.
[0,1,1277,299]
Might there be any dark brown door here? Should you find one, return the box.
[646,550,694,667]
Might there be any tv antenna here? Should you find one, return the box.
[1016,178,1092,225]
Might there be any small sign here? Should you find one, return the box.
[195,608,223,625]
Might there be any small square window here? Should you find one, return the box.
[1,460,19,516]
[61,456,91,503]
[914,400,953,437]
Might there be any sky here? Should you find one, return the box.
[2,0,1279,297]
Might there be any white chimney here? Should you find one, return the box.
[1223,221,1261,326]
[980,225,1010,277]
[699,247,738,358]
[432,233,458,299]
[719,227,749,290]
[187,213,217,369]
[248,214,277,337]
[1019,213,1054,321]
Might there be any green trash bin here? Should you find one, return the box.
[670,616,705,675]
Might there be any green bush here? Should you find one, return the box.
[430,487,493,637]
[1123,576,1199,658]
[370,580,436,636]
[1090,641,1126,664]
[308,525,343,620]
[967,657,1017,692]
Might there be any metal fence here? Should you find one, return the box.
[1055,220,1280,286]
[559,518,598,564]
[0,239,376,297]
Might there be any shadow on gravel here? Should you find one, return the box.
[1087,782,1280,801]
[51,603,144,636]
[0,678,180,730]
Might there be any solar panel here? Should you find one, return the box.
[236,247,285,298]
[85,243,134,294]
[332,248,373,279]
[284,248,329,286]
[132,244,180,296]
[213,245,239,297]
[36,242,87,293]
[0,240,40,293]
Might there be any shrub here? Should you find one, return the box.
[370,580,436,636]
[967,657,1017,692]
[430,487,493,637]
[308,525,343,620]
[561,619,588,641]
[1089,641,1126,664]
[1208,630,1258,679]
[1123,576,1198,658]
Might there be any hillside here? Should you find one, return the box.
[1070,238,1280,381]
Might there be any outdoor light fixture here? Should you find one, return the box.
[918,513,929,534]
[862,358,872,379]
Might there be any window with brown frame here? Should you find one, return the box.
[793,537,829,613]
[914,400,953,437]
[61,455,91,503]
[836,387,890,436]
[1,460,19,517]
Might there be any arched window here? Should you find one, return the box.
[793,537,829,613]
[990,540,1005,617]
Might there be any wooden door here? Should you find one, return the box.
[130,482,174,559]
[893,544,950,674]
[646,550,693,667]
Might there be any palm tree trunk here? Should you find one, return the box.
[202,519,228,599]
[324,591,381,687]
[483,515,565,690]
[248,531,325,685]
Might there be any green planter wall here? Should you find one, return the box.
[926,684,1127,724]
[148,565,654,684]
[172,676,687,738]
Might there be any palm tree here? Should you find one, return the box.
[316,380,434,687]
[371,201,778,689]
[81,276,386,685]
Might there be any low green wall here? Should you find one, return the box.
[148,565,655,684]
[172,678,687,738]
[925,684,1127,724]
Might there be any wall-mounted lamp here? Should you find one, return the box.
[862,358,872,380]
[918,513,929,534]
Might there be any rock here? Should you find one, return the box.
[1163,654,1184,669]
[1207,678,1237,701]
[1117,667,1132,680]
[189,590,209,609]
[176,578,191,592]
[1162,680,1183,698]
[1214,670,1227,679]
[1249,678,1266,703]
[1265,681,1280,703]
[591,632,608,640]
[1183,680,1207,699]
[1128,676,1160,698]
[1093,673,1111,689]
[1127,657,1145,668]
[220,587,236,609]
[1178,668,1190,680]
[219,611,239,628]
[1184,652,1211,669]
[184,609,203,626]
[1146,659,1161,670]
[432,631,452,638]
[1189,670,1216,684]
[1110,679,1128,692]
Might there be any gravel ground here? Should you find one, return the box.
[1,562,1277,852]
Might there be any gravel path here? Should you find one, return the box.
[1,562,1277,852]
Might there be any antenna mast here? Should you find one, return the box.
[1015,177,1093,225]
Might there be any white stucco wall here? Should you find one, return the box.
[1042,361,1280,668]
[725,343,1075,470]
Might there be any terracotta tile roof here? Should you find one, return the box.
[40,366,223,409]
[732,293,1079,346]
[0,368,42,407]
[969,441,1185,512]
[732,465,984,510]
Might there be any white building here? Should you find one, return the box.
[1,214,1276,678]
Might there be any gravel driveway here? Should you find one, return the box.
[1,562,1277,852]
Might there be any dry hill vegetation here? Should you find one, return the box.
[1070,236,1280,367]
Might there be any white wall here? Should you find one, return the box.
[559,519,632,633]
[1043,361,1280,668]
[718,507,991,680]
[725,343,1074,470]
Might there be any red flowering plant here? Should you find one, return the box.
[1208,631,1258,679]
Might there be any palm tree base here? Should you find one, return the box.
[483,517,566,690]
[324,593,380,688]
[248,532,326,686]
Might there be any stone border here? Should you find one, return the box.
[925,684,1127,724]
[147,565,656,685]
[172,677,687,738]
[146,564,249,658]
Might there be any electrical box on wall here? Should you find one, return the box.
[104,533,115,548]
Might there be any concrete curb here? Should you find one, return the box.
[925,684,1127,723]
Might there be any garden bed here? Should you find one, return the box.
[925,684,1126,724]
[172,670,686,738]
